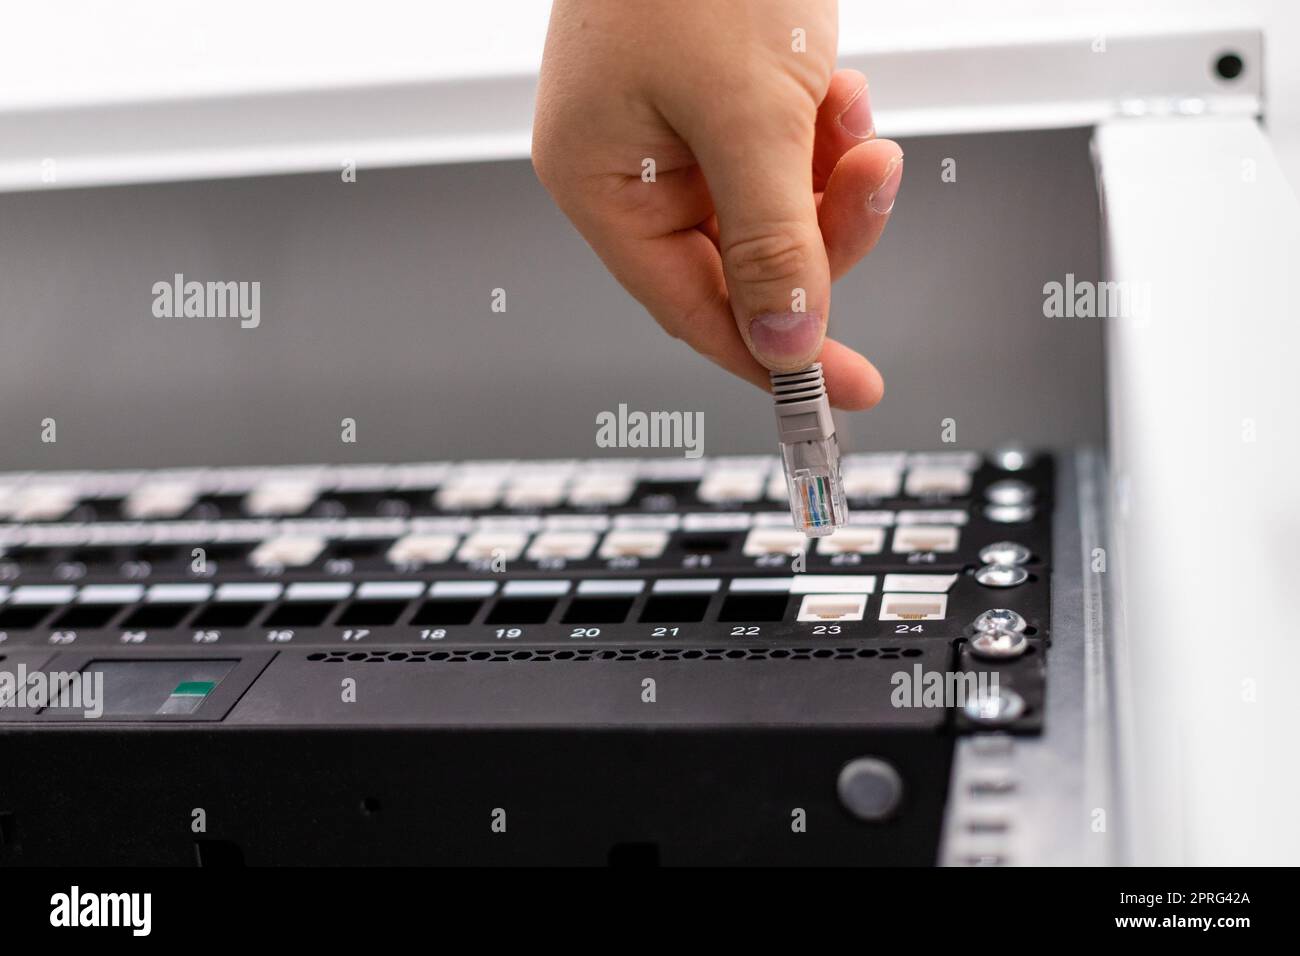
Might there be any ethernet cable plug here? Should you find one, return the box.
[772,363,848,537]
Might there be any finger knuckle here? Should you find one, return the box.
[721,227,811,286]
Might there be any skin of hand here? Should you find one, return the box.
[532,0,903,410]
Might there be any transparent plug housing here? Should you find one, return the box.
[771,364,848,537]
[779,433,847,536]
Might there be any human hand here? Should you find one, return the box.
[532,0,902,409]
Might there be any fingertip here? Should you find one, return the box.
[821,339,885,411]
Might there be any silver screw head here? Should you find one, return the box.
[972,608,1027,633]
[974,563,1030,588]
[985,479,1036,505]
[969,627,1029,660]
[979,541,1031,565]
[963,687,1026,725]
[991,447,1035,472]
[984,503,1036,524]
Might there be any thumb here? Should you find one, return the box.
[687,103,829,372]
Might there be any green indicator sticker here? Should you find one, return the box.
[172,681,216,697]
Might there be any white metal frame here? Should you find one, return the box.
[0,29,1261,193]
[1093,113,1300,865]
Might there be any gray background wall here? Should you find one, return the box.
[0,127,1104,470]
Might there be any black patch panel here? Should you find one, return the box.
[0,451,1054,865]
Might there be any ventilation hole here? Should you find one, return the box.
[902,648,923,658]
[48,604,122,630]
[262,602,337,628]
[191,603,266,629]
[562,596,634,624]
[717,593,789,623]
[410,599,482,626]
[0,605,57,630]
[484,598,558,625]
[120,603,196,629]
[638,594,710,623]
[335,600,407,627]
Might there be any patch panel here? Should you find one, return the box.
[0,450,1056,865]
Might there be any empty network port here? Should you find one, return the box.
[135,544,182,565]
[202,543,252,564]
[11,547,62,566]
[562,597,634,624]
[327,539,389,562]
[190,603,266,629]
[891,526,960,553]
[878,593,949,621]
[261,602,338,628]
[718,593,790,622]
[0,605,57,630]
[120,603,197,629]
[679,534,732,554]
[410,599,482,626]
[796,594,867,622]
[335,600,408,627]
[638,594,710,623]
[484,598,557,625]
[48,604,123,630]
